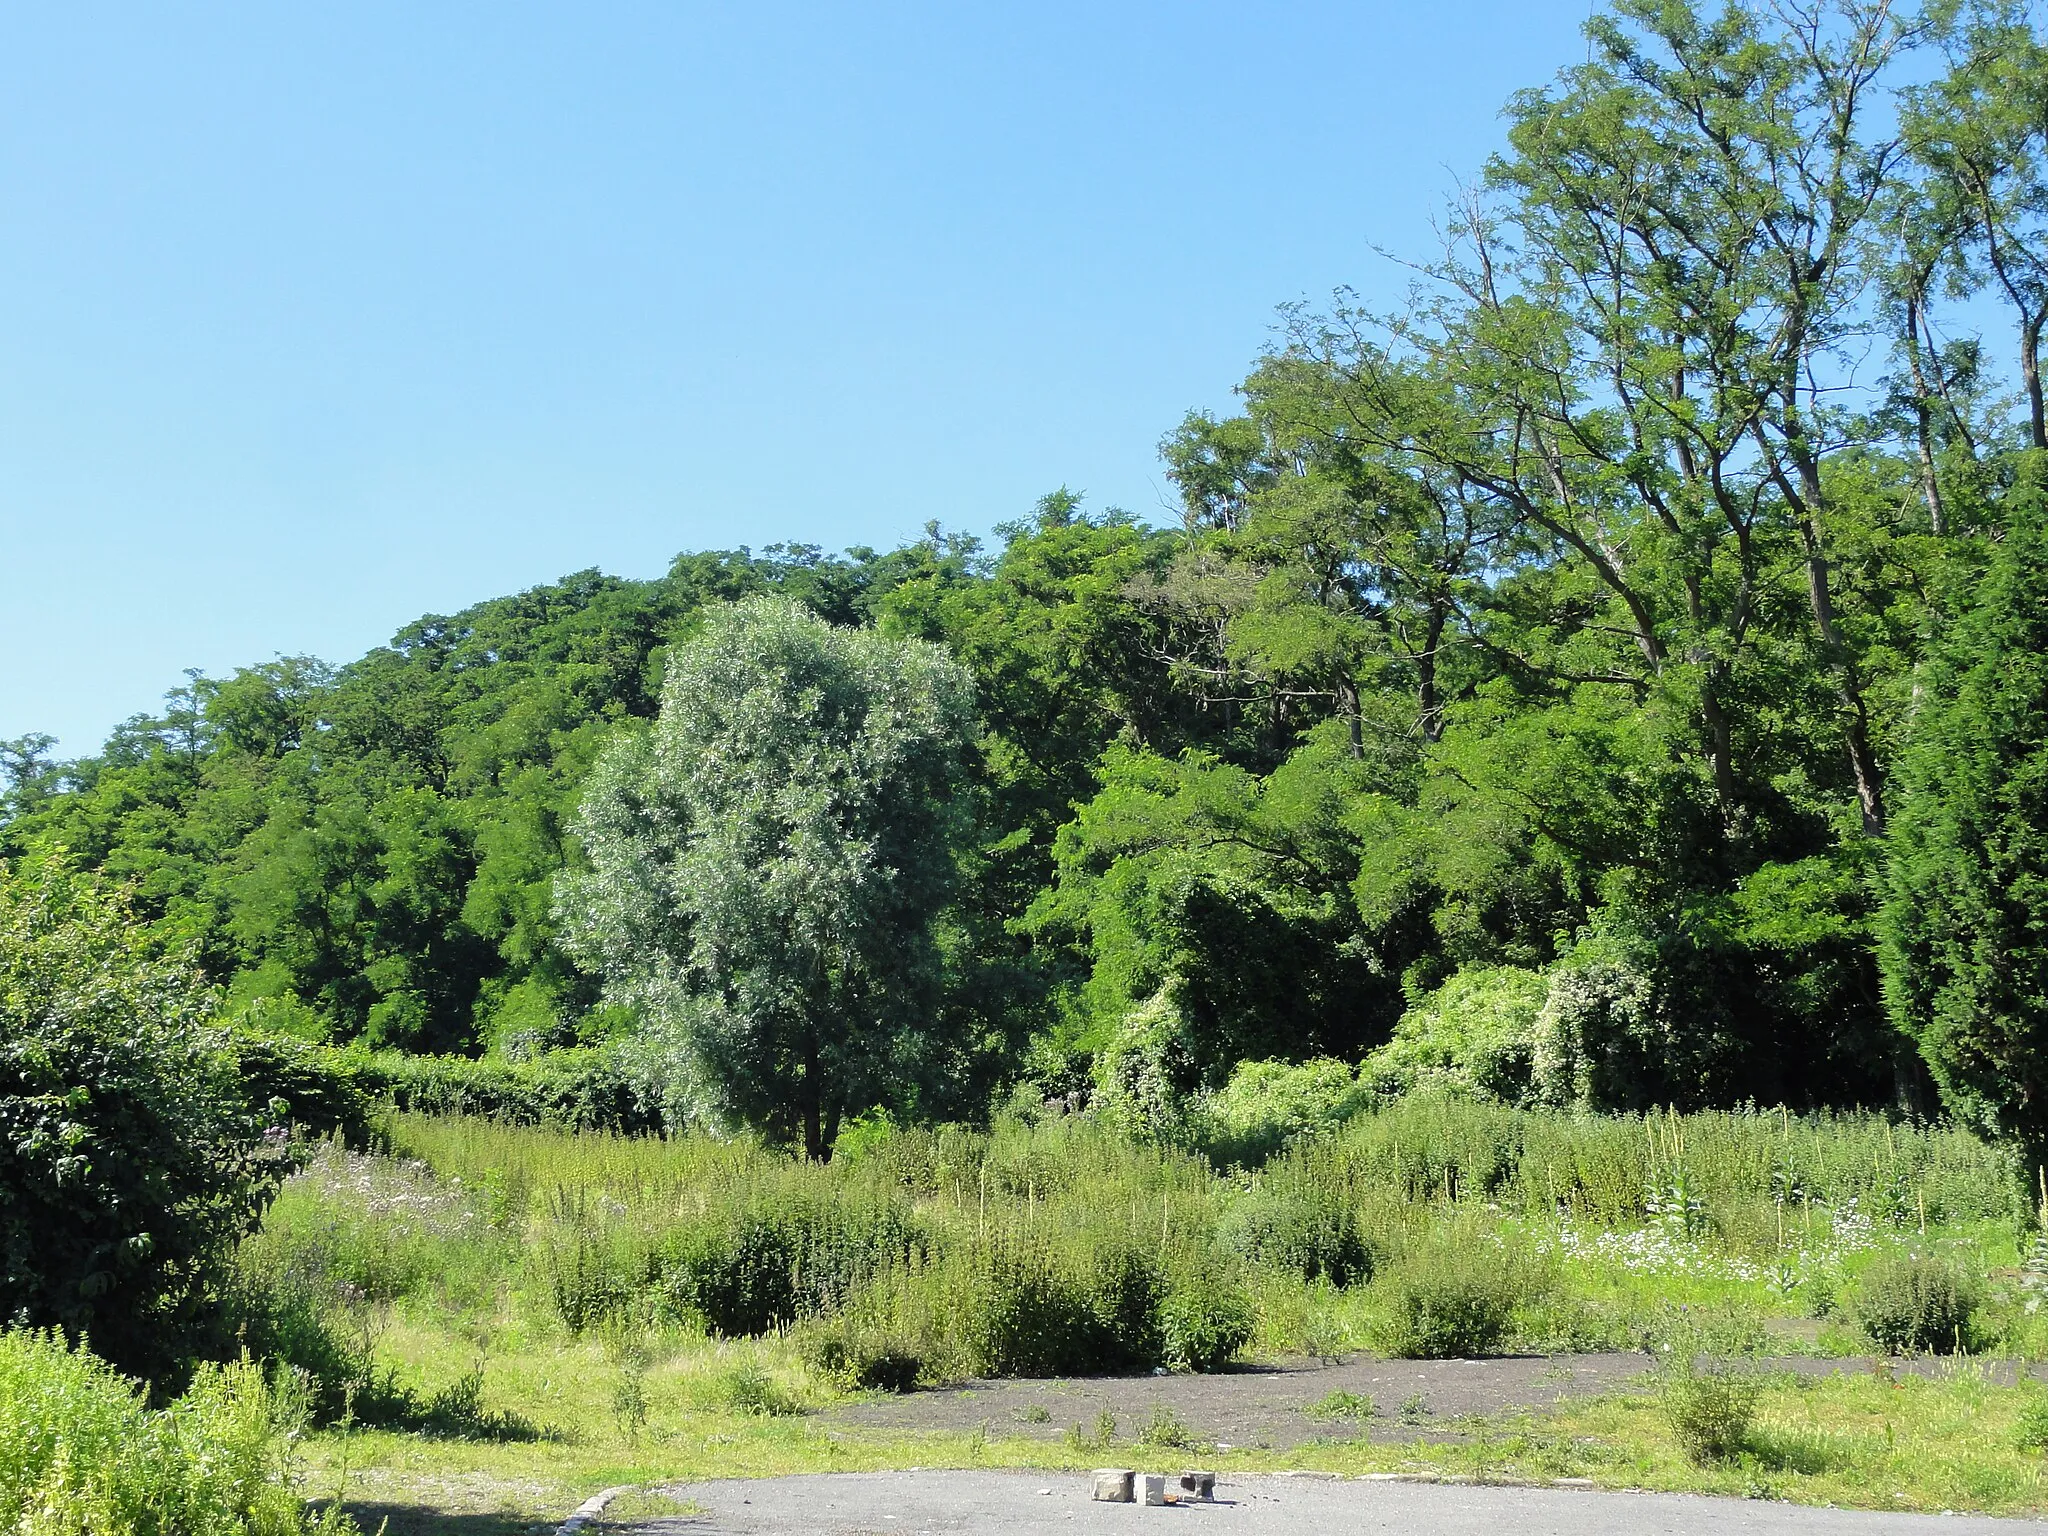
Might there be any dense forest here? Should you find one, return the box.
[10,0,2048,1149]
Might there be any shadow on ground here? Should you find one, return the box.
[323,1503,558,1536]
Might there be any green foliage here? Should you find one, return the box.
[1657,1351,1764,1465]
[2013,1393,2048,1453]
[1883,461,2048,1157]
[1158,1268,1255,1372]
[560,595,979,1157]
[0,1328,350,1535]
[1196,1057,1371,1166]
[1855,1250,1982,1355]
[228,1036,379,1147]
[1366,966,1548,1104]
[0,857,280,1384]
[1372,1224,1540,1358]
[24,2,2048,1157]
[654,1190,924,1337]
[1309,1389,1375,1422]
[1217,1177,1371,1285]
[348,1046,666,1133]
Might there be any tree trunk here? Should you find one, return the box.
[802,1028,828,1162]
[1903,288,1949,535]
[2024,307,2045,453]
[1418,602,1447,743]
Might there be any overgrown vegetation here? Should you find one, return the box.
[14,0,2048,1170]
[16,0,2048,1521]
[225,1102,2037,1425]
[0,1329,350,1535]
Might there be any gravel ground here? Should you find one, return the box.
[595,1470,2048,1535]
[824,1353,2041,1452]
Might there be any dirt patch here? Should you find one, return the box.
[825,1353,2046,1452]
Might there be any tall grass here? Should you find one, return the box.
[0,1329,350,1535]
[230,1098,2034,1406]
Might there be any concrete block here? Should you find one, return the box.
[1091,1469,1134,1503]
[1178,1470,1216,1500]
[1137,1473,1168,1505]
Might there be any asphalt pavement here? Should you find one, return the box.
[597,1470,2048,1535]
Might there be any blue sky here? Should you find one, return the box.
[1,1,1598,756]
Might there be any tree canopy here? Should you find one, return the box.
[11,0,2048,1150]
[559,596,978,1157]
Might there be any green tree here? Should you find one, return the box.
[560,596,978,1157]
[0,855,275,1384]
[1881,457,2048,1153]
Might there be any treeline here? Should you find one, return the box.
[10,0,2048,1139]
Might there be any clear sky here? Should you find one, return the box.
[0,1,1599,757]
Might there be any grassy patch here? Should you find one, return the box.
[241,1106,2048,1528]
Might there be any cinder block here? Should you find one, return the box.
[1178,1470,1216,1500]
[1137,1473,1168,1505]
[1091,1469,1134,1503]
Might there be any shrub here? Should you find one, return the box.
[1855,1250,1981,1355]
[1651,1310,1766,1464]
[2014,1392,2048,1453]
[228,1036,379,1148]
[349,1047,667,1133]
[1159,1271,1254,1372]
[800,1317,926,1393]
[657,1189,921,1336]
[1218,1182,1371,1285]
[0,1327,351,1535]
[1659,1355,1762,1464]
[1372,1228,1534,1358]
[1363,967,1549,1104]
[1092,991,1200,1143]
[1197,1058,1369,1164]
[955,1235,1165,1378]
[0,857,282,1384]
[718,1364,802,1417]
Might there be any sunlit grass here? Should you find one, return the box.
[254,1106,2048,1530]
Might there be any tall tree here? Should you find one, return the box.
[1880,455,2048,1156]
[559,596,977,1158]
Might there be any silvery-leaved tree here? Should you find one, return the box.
[557,595,977,1158]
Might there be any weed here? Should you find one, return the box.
[1651,1308,1766,1465]
[1219,1180,1371,1285]
[2013,1393,2048,1452]
[1159,1274,1254,1372]
[1373,1226,1538,1358]
[1309,1390,1375,1422]
[1136,1403,1201,1450]
[1855,1250,1981,1355]
[718,1363,801,1417]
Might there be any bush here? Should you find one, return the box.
[1855,1250,1981,1355]
[1372,1228,1535,1358]
[349,1047,667,1133]
[0,1327,351,1535]
[0,857,282,1384]
[2014,1392,2048,1453]
[1652,1309,1766,1464]
[1092,991,1200,1143]
[1197,1058,1370,1164]
[1218,1181,1371,1285]
[1159,1270,1254,1372]
[799,1315,927,1393]
[1363,967,1549,1105]
[657,1189,923,1336]
[956,1235,1165,1378]
[1659,1356,1762,1464]
[228,1036,379,1148]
